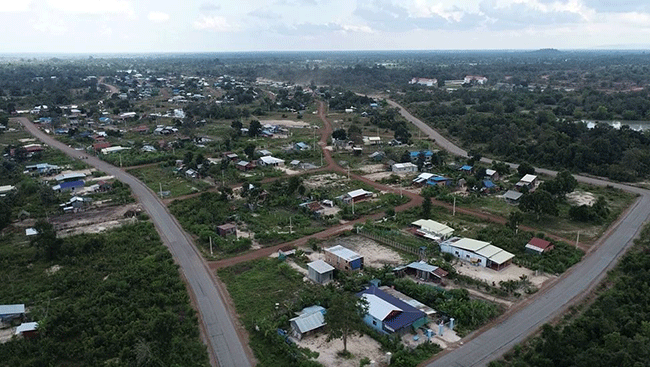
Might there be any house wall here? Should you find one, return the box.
[363,314,385,334]
[439,243,488,267]
[324,252,363,272]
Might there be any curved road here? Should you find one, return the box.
[385,99,650,366]
[14,117,252,367]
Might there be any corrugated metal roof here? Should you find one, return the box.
[406,261,439,273]
[325,245,362,261]
[520,174,537,183]
[362,294,402,321]
[451,238,491,252]
[308,260,334,274]
[290,311,325,334]
[0,304,25,315]
[489,250,515,265]
[54,172,86,181]
[476,245,503,258]
[346,189,372,198]
[412,219,454,236]
[504,190,523,200]
[358,287,427,332]
[15,322,38,335]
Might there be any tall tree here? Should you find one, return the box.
[422,194,432,219]
[325,292,368,353]
[519,190,558,220]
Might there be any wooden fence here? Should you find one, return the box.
[358,229,433,259]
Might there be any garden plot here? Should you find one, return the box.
[295,333,387,367]
[312,235,406,268]
[454,262,553,288]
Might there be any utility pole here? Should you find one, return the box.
[347,165,350,180]
[119,154,122,167]
[159,182,162,197]
[209,236,213,256]
[289,217,293,234]
[576,231,580,248]
[453,196,456,216]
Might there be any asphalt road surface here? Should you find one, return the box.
[386,99,650,367]
[15,117,252,367]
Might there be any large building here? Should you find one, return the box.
[324,245,363,272]
[440,237,514,270]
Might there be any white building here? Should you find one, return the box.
[101,146,131,155]
[412,219,454,241]
[392,162,418,174]
[258,156,285,167]
[439,237,514,270]
[307,260,334,284]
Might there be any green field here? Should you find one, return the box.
[129,164,212,198]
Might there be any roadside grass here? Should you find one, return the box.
[129,164,212,198]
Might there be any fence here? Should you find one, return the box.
[358,228,434,258]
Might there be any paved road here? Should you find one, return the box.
[385,99,650,366]
[15,117,252,367]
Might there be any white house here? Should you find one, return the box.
[258,156,285,167]
[409,78,438,87]
[439,237,514,270]
[412,219,454,241]
[464,75,488,85]
[392,162,418,174]
[516,174,537,190]
[101,146,131,155]
[363,136,381,146]
[341,189,373,204]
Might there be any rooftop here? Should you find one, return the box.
[0,304,25,315]
[325,245,362,262]
[357,286,427,332]
[308,260,335,274]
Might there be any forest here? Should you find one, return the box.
[0,222,208,366]
[490,223,650,367]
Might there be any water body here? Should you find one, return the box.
[582,120,650,132]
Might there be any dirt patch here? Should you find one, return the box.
[46,265,62,275]
[358,164,386,174]
[277,166,301,175]
[363,172,395,182]
[260,119,311,128]
[401,326,460,350]
[304,173,348,189]
[566,190,596,206]
[50,203,142,237]
[313,235,406,268]
[295,333,388,367]
[0,328,15,344]
[454,262,553,288]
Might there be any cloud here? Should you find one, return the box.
[274,0,318,6]
[248,8,281,19]
[193,15,238,32]
[274,22,376,36]
[148,11,169,23]
[0,0,33,12]
[583,0,650,13]
[479,0,584,30]
[199,2,221,11]
[45,0,135,16]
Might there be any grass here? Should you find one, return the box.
[129,164,212,198]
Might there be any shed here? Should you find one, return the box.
[307,260,334,284]
[525,237,554,254]
[15,322,38,338]
[0,304,25,322]
[324,245,363,271]
[290,306,326,340]
[484,169,499,181]
[342,189,373,204]
[411,219,454,241]
[395,261,448,283]
[503,190,523,204]
[217,223,237,237]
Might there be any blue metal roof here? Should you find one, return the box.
[59,180,84,189]
[483,180,495,188]
[460,165,473,171]
[357,286,426,332]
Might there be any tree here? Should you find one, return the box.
[248,120,262,137]
[332,128,347,141]
[422,194,432,219]
[507,210,523,232]
[555,170,578,195]
[32,220,62,260]
[244,144,256,161]
[325,292,368,353]
[519,190,558,220]
[517,162,535,176]
[231,120,243,135]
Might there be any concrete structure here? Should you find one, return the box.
[357,286,428,335]
[440,237,514,270]
[217,223,237,237]
[324,245,363,272]
[525,237,554,255]
[258,156,285,167]
[392,162,418,173]
[342,189,373,204]
[412,219,454,241]
[394,261,448,283]
[516,174,537,191]
[290,306,326,340]
[307,260,335,284]
[503,190,523,204]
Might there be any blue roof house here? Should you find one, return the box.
[426,175,450,186]
[52,180,84,193]
[295,142,310,151]
[459,165,473,173]
[357,286,428,336]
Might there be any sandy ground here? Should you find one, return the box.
[296,333,388,367]
[567,190,596,206]
[401,325,461,350]
[363,171,395,181]
[260,119,311,128]
[0,328,15,344]
[49,203,142,237]
[313,235,406,268]
[454,262,553,288]
[304,173,348,189]
[277,166,301,175]
[358,164,386,174]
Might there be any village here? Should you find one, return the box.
[0,68,637,367]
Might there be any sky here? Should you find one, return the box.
[1,0,650,53]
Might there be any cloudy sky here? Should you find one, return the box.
[1,0,649,53]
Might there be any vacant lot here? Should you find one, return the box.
[129,164,212,198]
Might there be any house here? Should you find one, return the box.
[300,201,325,217]
[357,286,428,335]
[363,136,381,146]
[217,223,237,237]
[52,180,84,193]
[409,78,438,87]
[258,156,285,167]
[257,149,272,157]
[369,151,385,161]
[294,142,310,151]
[119,112,137,119]
[307,260,334,284]
[503,190,523,204]
[25,228,38,236]
[224,152,239,161]
[352,146,363,156]
[516,174,537,191]
[412,172,435,186]
[410,150,434,163]
[236,160,256,171]
[92,141,111,152]
[379,286,436,317]
[482,180,497,191]
[133,125,149,134]
[15,322,38,339]
[394,261,448,284]
[392,162,418,174]
[525,237,554,255]
[439,237,514,270]
[289,306,326,340]
[23,144,44,153]
[0,185,16,196]
[141,145,157,152]
[101,146,130,155]
[324,245,363,271]
[426,175,451,187]
[55,172,86,182]
[342,189,373,204]
[459,165,473,173]
[185,169,197,178]
[25,163,60,175]
[484,169,499,181]
[412,219,454,241]
[0,304,25,323]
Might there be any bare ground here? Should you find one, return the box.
[260,119,311,128]
[303,173,348,189]
[295,333,388,367]
[313,235,406,268]
[358,164,386,174]
[566,190,596,206]
[454,262,553,288]
[49,203,142,237]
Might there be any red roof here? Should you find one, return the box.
[93,142,111,150]
[528,237,552,251]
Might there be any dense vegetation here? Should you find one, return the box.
[491,223,650,367]
[0,222,208,366]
